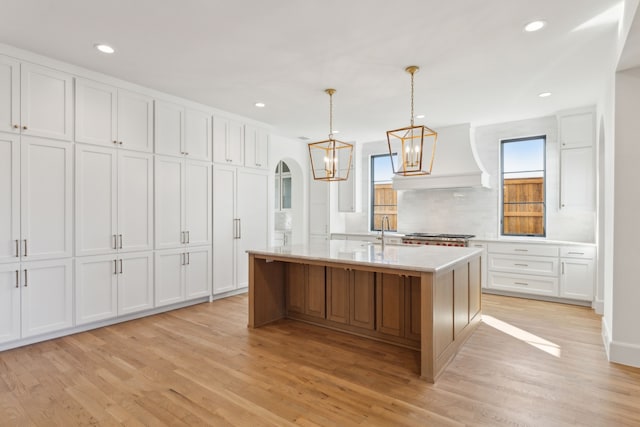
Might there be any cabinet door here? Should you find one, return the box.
[76,144,118,256]
[154,249,184,307]
[560,258,594,301]
[118,151,153,252]
[286,263,306,314]
[309,177,329,237]
[117,89,153,152]
[20,63,72,141]
[154,100,184,157]
[236,170,268,289]
[404,277,421,341]
[75,78,117,146]
[0,55,20,134]
[454,265,470,336]
[21,137,73,260]
[306,265,326,319]
[244,126,270,169]
[327,267,349,324]
[350,270,375,330]
[21,259,73,338]
[75,254,118,325]
[185,246,211,299]
[212,166,236,294]
[0,263,21,344]
[184,108,211,161]
[118,252,154,315]
[376,273,404,337]
[338,164,355,212]
[0,134,20,263]
[155,156,185,249]
[212,116,228,164]
[227,119,244,165]
[185,160,212,247]
[560,147,594,210]
[559,112,594,149]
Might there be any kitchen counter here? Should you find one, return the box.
[247,240,482,382]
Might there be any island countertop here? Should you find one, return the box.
[247,240,482,273]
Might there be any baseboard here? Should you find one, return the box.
[481,288,592,307]
[211,287,248,301]
[592,299,604,315]
[601,317,611,360]
[609,339,640,368]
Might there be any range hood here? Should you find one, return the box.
[392,123,490,190]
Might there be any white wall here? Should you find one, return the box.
[345,115,596,242]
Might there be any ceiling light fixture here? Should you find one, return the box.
[524,20,546,32]
[95,43,115,54]
[387,66,437,176]
[308,89,353,181]
[538,92,552,98]
[254,102,265,108]
[415,114,425,119]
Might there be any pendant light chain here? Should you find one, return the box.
[329,90,333,138]
[410,70,415,127]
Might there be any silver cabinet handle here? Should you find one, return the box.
[23,239,27,257]
[118,234,123,249]
[15,240,19,257]
[233,219,237,239]
[514,248,528,252]
[562,262,565,275]
[181,253,185,266]
[15,270,19,288]
[238,219,241,239]
[113,234,117,249]
[186,231,190,244]
[114,259,118,275]
[186,252,190,265]
[514,282,528,286]
[514,263,528,267]
[119,259,123,274]
[567,252,584,255]
[24,269,28,287]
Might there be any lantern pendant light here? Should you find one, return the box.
[386,66,437,176]
[308,89,353,181]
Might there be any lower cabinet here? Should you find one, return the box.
[560,246,596,300]
[376,273,421,340]
[155,246,211,307]
[327,267,375,330]
[75,252,153,325]
[1,259,73,344]
[286,263,326,319]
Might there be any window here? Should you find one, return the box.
[371,153,398,231]
[501,136,546,236]
[275,161,291,210]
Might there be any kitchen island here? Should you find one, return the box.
[247,240,482,382]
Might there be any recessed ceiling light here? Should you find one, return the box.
[332,130,340,134]
[524,21,546,32]
[415,114,425,119]
[95,44,115,54]
[538,92,552,98]
[254,102,265,108]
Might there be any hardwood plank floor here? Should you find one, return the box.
[1,294,639,426]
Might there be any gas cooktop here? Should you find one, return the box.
[404,233,476,239]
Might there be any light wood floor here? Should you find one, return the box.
[1,294,639,426]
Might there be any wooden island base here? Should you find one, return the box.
[248,251,481,383]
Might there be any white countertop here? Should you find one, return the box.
[247,240,482,273]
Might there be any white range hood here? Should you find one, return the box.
[392,123,490,190]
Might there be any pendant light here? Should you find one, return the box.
[308,89,353,181]
[387,66,437,176]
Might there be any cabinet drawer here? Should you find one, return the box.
[560,246,595,259]
[488,272,558,296]
[488,254,558,276]
[488,243,559,257]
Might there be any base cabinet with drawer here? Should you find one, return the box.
[486,242,595,302]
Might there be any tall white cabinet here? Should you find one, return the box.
[213,165,268,294]
[558,109,595,210]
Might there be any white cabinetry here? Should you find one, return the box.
[558,110,595,210]
[486,241,596,302]
[155,246,211,306]
[155,100,211,161]
[0,258,73,343]
[75,145,153,256]
[75,78,153,152]
[470,242,487,289]
[0,56,73,141]
[244,125,269,169]
[338,162,356,212]
[213,166,268,294]
[0,135,73,263]
[75,252,153,324]
[155,156,212,250]
[560,246,595,300]
[213,116,244,165]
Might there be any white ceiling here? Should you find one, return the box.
[0,0,624,143]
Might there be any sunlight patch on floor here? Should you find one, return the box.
[483,315,561,357]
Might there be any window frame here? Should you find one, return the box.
[500,135,547,237]
[370,153,398,232]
